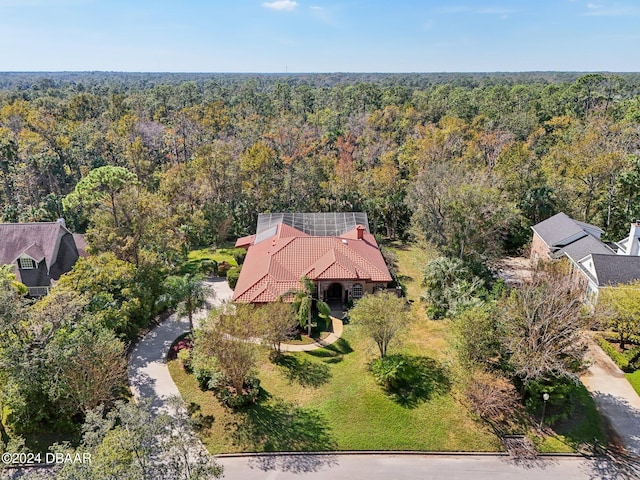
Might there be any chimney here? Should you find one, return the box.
[356,225,365,240]
[627,221,640,256]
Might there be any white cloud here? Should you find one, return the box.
[262,0,298,11]
[584,1,640,16]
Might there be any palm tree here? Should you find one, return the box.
[162,273,208,331]
[288,276,331,336]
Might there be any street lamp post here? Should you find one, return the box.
[539,392,550,429]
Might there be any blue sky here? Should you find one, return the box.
[0,0,638,72]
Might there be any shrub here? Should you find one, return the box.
[227,267,241,289]
[215,377,260,408]
[193,366,224,392]
[524,376,580,425]
[217,261,232,278]
[169,336,193,359]
[597,336,630,370]
[177,348,192,372]
[370,356,407,389]
[232,248,247,265]
[464,370,522,424]
[200,259,218,276]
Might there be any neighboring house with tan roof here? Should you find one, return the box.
[0,219,87,296]
[531,212,640,299]
[233,212,393,305]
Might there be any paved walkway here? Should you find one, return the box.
[580,341,640,458]
[280,316,344,352]
[128,277,233,414]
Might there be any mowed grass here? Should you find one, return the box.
[626,371,640,397]
[169,242,501,453]
[169,325,500,453]
[181,247,239,274]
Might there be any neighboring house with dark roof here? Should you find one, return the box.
[531,212,640,299]
[0,220,87,296]
[233,212,393,305]
[578,254,640,290]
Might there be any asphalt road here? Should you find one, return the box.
[3,453,637,480]
[216,453,634,480]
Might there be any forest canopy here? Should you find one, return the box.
[1,71,640,259]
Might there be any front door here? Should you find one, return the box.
[327,282,342,301]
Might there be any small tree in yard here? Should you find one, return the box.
[288,276,331,336]
[259,300,298,357]
[195,304,259,398]
[597,281,640,350]
[349,291,410,358]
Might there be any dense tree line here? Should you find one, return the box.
[1,72,640,256]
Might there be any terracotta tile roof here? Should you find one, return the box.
[233,221,392,303]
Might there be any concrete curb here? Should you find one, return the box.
[214,450,587,459]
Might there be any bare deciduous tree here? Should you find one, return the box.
[499,263,593,384]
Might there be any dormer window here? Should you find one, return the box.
[18,257,36,269]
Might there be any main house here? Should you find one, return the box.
[232,212,393,304]
[531,212,640,299]
[0,219,87,296]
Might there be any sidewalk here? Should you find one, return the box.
[580,342,640,458]
[281,317,344,352]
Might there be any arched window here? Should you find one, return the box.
[352,283,363,299]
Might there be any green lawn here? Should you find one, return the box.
[169,325,501,453]
[169,243,500,453]
[626,371,640,397]
[181,247,239,274]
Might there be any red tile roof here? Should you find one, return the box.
[233,222,392,303]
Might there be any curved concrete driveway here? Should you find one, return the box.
[581,342,640,458]
[128,278,233,414]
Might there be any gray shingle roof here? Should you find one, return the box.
[589,254,640,286]
[531,212,603,248]
[0,222,64,269]
[553,234,614,262]
[0,222,84,287]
